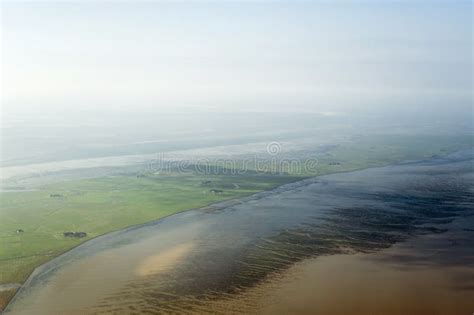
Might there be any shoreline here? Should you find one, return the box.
[2,148,473,312]
[1,175,312,313]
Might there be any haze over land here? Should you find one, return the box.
[2,1,472,172]
[1,1,473,314]
[2,1,472,169]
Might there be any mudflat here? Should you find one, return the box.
[5,151,473,314]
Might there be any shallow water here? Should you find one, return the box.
[222,245,474,315]
[5,151,473,314]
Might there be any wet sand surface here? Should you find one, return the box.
[4,151,473,314]
[211,218,474,315]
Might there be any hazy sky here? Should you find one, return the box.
[1,1,472,115]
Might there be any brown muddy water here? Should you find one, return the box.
[4,151,474,314]
[226,221,474,315]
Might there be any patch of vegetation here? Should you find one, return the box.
[0,172,301,292]
[185,134,472,177]
[0,133,471,310]
[0,290,17,313]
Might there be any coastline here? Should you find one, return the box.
[2,148,473,313]
[1,175,312,313]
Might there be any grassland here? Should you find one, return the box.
[0,173,301,288]
[0,133,472,310]
[192,134,473,176]
[309,134,473,175]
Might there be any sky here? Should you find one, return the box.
[1,1,472,115]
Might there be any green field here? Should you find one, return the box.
[0,133,471,310]
[193,134,473,176]
[0,173,301,286]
